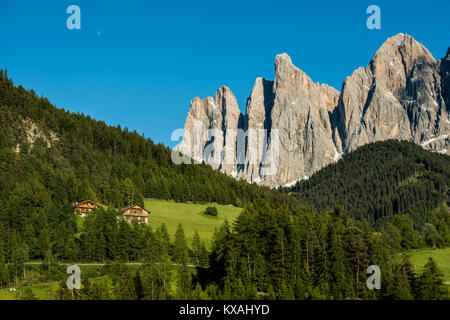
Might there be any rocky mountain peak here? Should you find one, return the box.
[215,85,235,101]
[369,33,436,91]
[440,47,450,108]
[274,52,293,67]
[179,34,449,187]
[274,53,314,93]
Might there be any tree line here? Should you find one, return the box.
[3,205,447,300]
[282,140,450,248]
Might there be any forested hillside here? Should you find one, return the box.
[0,70,449,300]
[207,204,448,299]
[283,140,449,224]
[0,69,298,261]
[0,71,297,211]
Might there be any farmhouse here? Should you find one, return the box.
[73,200,100,217]
[121,204,150,224]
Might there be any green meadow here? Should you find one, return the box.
[408,248,450,284]
[0,283,56,300]
[144,199,242,249]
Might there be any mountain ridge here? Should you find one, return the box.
[178,34,450,187]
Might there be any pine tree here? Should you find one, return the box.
[154,224,171,299]
[192,231,201,266]
[386,256,415,300]
[205,284,220,300]
[191,283,209,300]
[53,279,75,300]
[199,242,209,268]
[141,230,162,300]
[328,226,348,299]
[400,254,417,297]
[173,224,191,299]
[11,236,29,284]
[80,278,113,300]
[0,256,9,289]
[416,257,448,300]
[347,225,369,298]
[157,223,172,257]
[113,266,139,300]
[118,219,133,262]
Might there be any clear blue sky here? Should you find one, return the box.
[0,0,448,147]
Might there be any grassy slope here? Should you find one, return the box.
[409,248,450,284]
[0,283,56,300]
[144,199,242,249]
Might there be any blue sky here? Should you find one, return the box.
[0,0,448,147]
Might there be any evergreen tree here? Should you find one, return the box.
[388,261,414,300]
[11,236,29,283]
[53,279,76,300]
[80,278,113,300]
[141,229,162,300]
[199,242,209,268]
[400,254,417,297]
[328,226,349,299]
[113,266,139,300]
[416,257,448,300]
[0,256,9,289]
[173,224,191,299]
[192,231,201,266]
[157,223,172,258]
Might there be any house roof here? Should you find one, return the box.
[120,204,150,216]
[73,200,99,207]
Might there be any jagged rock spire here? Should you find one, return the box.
[178,34,450,187]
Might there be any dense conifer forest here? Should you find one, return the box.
[282,140,450,248]
[0,69,296,226]
[283,140,449,223]
[0,70,449,300]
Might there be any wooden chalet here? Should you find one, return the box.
[121,204,150,224]
[73,200,100,217]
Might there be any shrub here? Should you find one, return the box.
[204,206,218,217]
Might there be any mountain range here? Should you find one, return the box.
[178,34,450,187]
